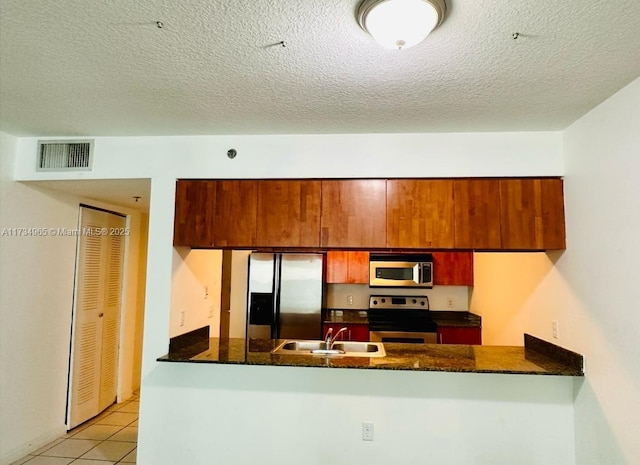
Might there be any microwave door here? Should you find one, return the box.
[412,263,420,285]
[371,262,421,287]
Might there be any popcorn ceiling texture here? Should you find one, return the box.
[1,0,639,136]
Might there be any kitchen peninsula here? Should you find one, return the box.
[159,333,583,377]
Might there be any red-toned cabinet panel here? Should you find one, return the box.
[437,326,482,345]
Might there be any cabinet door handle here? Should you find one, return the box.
[98,313,104,318]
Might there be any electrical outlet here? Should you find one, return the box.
[347,295,354,306]
[179,310,186,327]
[446,297,455,309]
[552,320,559,339]
[204,285,209,299]
[208,305,215,319]
[362,422,374,441]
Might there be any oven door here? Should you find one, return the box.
[370,261,423,287]
[370,331,437,344]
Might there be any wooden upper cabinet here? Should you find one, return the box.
[386,180,455,248]
[432,252,474,286]
[320,180,386,248]
[213,180,258,247]
[173,180,216,247]
[174,177,565,251]
[539,179,566,250]
[453,179,501,249]
[499,178,566,250]
[326,251,370,284]
[256,180,322,247]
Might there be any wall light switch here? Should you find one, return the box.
[552,320,559,339]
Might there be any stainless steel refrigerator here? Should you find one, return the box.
[247,253,323,340]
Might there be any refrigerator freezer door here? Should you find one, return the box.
[278,254,323,340]
[247,254,276,339]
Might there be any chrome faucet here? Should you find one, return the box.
[324,327,348,349]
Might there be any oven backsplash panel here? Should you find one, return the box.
[326,284,469,311]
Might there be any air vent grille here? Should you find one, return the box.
[37,140,93,171]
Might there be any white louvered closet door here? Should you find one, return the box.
[69,207,125,428]
[98,212,125,412]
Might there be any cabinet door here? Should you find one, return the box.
[173,180,216,247]
[326,251,369,284]
[453,179,501,249]
[214,180,258,247]
[256,180,321,247]
[386,180,454,248]
[437,326,482,345]
[320,180,386,248]
[432,252,474,286]
[500,179,566,250]
[347,324,370,342]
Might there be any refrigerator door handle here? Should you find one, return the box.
[272,254,282,339]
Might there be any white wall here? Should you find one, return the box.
[131,213,148,393]
[470,252,559,345]
[560,78,640,464]
[142,365,575,465]
[0,132,79,463]
[469,77,640,463]
[170,248,223,338]
[13,132,562,181]
[128,133,567,465]
[7,131,569,464]
[0,131,148,463]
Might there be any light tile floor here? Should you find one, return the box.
[11,395,139,465]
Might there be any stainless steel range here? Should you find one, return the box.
[368,295,438,344]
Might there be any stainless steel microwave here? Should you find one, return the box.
[369,253,433,288]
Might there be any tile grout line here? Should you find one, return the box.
[66,418,139,463]
[25,400,139,464]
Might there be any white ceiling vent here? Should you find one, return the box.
[37,140,93,171]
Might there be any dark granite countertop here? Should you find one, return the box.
[430,311,482,328]
[158,334,583,376]
[324,309,369,324]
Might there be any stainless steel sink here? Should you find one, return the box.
[272,340,386,357]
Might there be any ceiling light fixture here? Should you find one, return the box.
[357,0,447,50]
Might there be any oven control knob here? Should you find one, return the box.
[412,299,417,304]
[420,301,425,306]
[372,300,378,305]
[381,298,386,303]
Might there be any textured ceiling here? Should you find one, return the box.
[1,0,639,136]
